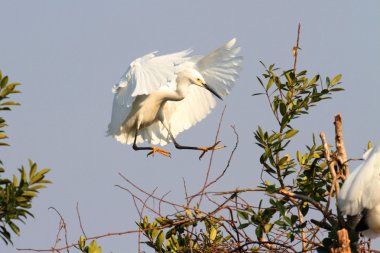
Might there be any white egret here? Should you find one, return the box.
[338,144,380,238]
[107,39,242,157]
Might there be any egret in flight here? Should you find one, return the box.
[107,39,242,157]
[338,144,380,238]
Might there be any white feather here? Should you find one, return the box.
[338,144,380,238]
[107,39,242,146]
[338,146,380,215]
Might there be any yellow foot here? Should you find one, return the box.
[147,147,171,158]
[198,141,225,159]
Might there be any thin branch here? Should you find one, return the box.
[198,105,227,206]
[334,114,349,177]
[188,125,239,200]
[48,207,69,253]
[320,132,340,198]
[76,202,87,238]
[293,23,301,74]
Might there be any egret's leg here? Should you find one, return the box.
[166,129,225,159]
[132,131,171,157]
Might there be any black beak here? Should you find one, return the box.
[204,83,223,100]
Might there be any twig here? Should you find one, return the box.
[201,125,239,191]
[188,125,239,200]
[48,207,69,253]
[293,23,301,74]
[76,202,87,238]
[334,114,349,177]
[212,187,264,196]
[320,132,340,198]
[198,105,227,206]
[115,185,162,217]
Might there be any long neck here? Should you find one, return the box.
[159,75,191,102]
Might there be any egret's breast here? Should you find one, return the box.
[124,93,165,131]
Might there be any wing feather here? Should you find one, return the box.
[158,38,241,139]
[338,145,380,215]
[107,49,191,137]
[108,39,241,146]
[196,38,242,98]
[162,86,216,139]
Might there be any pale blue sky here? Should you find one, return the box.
[1,1,380,252]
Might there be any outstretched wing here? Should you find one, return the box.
[196,38,242,98]
[338,145,380,215]
[107,49,191,136]
[162,38,242,138]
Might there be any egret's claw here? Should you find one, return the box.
[198,141,225,159]
[147,147,171,158]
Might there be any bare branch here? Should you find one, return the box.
[76,202,87,238]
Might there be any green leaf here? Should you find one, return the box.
[255,226,263,239]
[284,130,299,139]
[264,223,273,234]
[266,77,274,91]
[29,162,37,178]
[330,74,342,85]
[265,184,276,194]
[155,230,164,250]
[257,77,264,87]
[238,223,250,229]
[155,217,171,226]
[209,227,217,242]
[279,101,287,116]
[88,240,102,253]
[237,210,249,220]
[1,76,9,89]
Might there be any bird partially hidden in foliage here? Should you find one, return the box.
[338,143,380,238]
[107,39,242,157]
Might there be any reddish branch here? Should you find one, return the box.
[334,114,349,178]
[293,23,301,74]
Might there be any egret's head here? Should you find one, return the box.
[183,69,222,100]
[187,69,206,86]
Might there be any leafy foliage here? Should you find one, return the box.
[132,64,351,252]
[250,64,346,251]
[138,213,233,253]
[0,71,50,244]
[78,236,102,253]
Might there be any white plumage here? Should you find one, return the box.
[338,144,380,238]
[107,39,241,155]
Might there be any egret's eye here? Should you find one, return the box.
[196,78,201,83]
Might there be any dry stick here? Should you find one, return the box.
[293,23,306,251]
[48,207,69,253]
[17,220,191,253]
[140,187,158,252]
[159,191,171,214]
[188,105,227,253]
[52,220,64,252]
[333,114,354,253]
[130,195,142,253]
[76,202,87,238]
[198,105,227,206]
[115,185,162,217]
[335,114,349,178]
[293,23,301,74]
[330,229,351,253]
[212,187,264,196]
[320,132,340,199]
[292,23,307,252]
[203,125,239,190]
[187,125,239,200]
[117,174,184,210]
[117,174,209,219]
